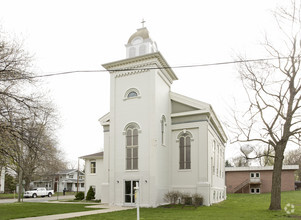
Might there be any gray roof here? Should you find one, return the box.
[56,169,77,174]
[225,165,299,172]
[80,151,104,159]
[56,169,84,175]
[128,27,150,43]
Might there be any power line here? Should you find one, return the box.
[0,57,288,81]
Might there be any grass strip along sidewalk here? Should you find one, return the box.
[0,191,75,199]
[0,202,103,220]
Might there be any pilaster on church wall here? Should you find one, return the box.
[198,121,208,183]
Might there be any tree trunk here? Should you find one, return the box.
[269,147,284,210]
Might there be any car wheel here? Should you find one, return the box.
[32,193,37,198]
[48,192,52,197]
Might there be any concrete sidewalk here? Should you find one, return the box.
[14,204,134,220]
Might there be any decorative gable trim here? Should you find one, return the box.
[170,92,228,143]
[102,52,178,84]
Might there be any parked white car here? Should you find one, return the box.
[24,187,54,198]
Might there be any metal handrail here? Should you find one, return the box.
[233,179,249,193]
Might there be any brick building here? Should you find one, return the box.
[225,165,299,194]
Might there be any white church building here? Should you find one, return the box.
[81,26,227,207]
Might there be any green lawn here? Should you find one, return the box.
[0,203,102,220]
[71,191,301,220]
[0,191,300,219]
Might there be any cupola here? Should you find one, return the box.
[125,26,158,58]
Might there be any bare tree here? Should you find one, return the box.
[231,155,249,167]
[0,101,67,190]
[0,28,66,199]
[232,1,301,210]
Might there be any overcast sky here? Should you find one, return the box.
[1,0,286,166]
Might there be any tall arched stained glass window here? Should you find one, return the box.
[178,131,192,169]
[125,123,139,170]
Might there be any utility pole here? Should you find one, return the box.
[17,118,25,202]
[77,158,79,194]
[17,166,22,202]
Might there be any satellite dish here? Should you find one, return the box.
[240,145,253,155]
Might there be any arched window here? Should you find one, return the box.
[129,47,136,58]
[128,91,137,98]
[125,123,139,170]
[124,88,140,100]
[178,131,192,169]
[161,115,166,146]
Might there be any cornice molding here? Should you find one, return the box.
[102,52,178,82]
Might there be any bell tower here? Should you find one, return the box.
[125,25,158,58]
[102,25,177,206]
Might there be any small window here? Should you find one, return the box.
[128,91,137,98]
[90,161,96,174]
[250,172,260,178]
[81,183,84,187]
[124,88,140,100]
[250,188,260,194]
[161,115,166,146]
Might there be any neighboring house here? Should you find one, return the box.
[80,26,227,207]
[0,167,5,193]
[225,165,299,194]
[56,169,85,192]
[31,180,53,190]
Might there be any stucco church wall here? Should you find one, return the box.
[112,68,173,206]
[112,71,152,205]
[101,129,110,203]
[171,126,199,189]
[208,124,226,203]
[84,158,104,200]
[113,70,152,171]
[152,70,172,204]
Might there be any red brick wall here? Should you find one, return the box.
[226,170,295,193]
